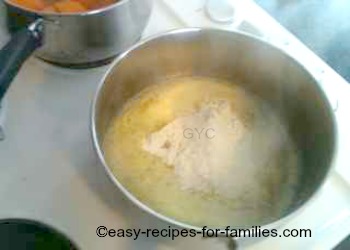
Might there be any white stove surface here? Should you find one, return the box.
[0,0,349,249]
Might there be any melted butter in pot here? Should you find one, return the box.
[103,77,301,228]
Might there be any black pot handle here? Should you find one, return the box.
[0,18,43,101]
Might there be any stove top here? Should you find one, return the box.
[0,0,349,249]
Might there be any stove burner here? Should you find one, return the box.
[0,219,78,250]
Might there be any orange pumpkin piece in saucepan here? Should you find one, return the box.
[41,4,58,12]
[10,0,47,11]
[9,0,116,13]
[73,0,97,9]
[75,0,114,9]
[53,0,87,13]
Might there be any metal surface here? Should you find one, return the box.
[4,0,153,65]
[92,28,337,233]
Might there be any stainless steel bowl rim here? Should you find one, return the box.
[91,27,338,233]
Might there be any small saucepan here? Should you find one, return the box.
[0,0,153,101]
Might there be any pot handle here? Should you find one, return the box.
[0,18,43,101]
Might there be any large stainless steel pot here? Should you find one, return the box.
[92,28,336,241]
[0,0,153,100]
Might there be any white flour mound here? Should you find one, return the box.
[143,99,290,200]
